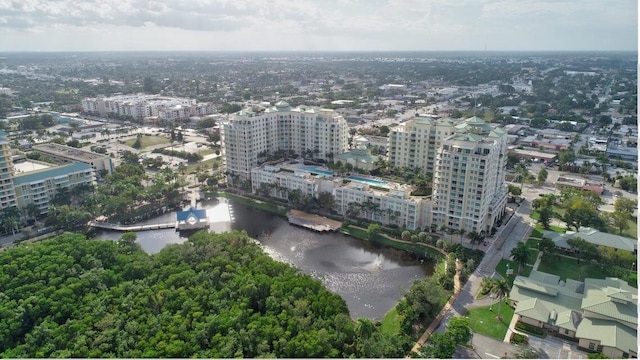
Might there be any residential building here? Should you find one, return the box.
[511,271,637,358]
[32,143,114,176]
[388,117,456,174]
[432,117,509,234]
[250,162,431,230]
[0,134,17,210]
[222,101,349,183]
[81,94,213,121]
[13,162,96,215]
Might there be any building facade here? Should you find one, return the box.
[13,162,96,215]
[81,94,212,121]
[388,117,456,174]
[431,117,509,234]
[250,162,430,230]
[0,136,17,210]
[222,101,349,183]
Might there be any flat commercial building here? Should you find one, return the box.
[222,101,349,183]
[32,143,113,175]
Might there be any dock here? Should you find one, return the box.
[287,210,342,232]
[89,221,176,232]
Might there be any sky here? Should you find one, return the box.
[0,0,637,52]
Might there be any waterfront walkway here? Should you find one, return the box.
[89,221,176,232]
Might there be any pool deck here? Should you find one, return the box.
[287,210,342,232]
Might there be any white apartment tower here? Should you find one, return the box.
[0,135,16,209]
[221,101,349,183]
[432,117,508,234]
[388,117,457,174]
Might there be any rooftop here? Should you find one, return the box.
[543,228,637,253]
[13,162,93,185]
[33,143,108,161]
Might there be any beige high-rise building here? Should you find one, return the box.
[0,134,16,210]
[432,116,509,234]
[221,101,349,183]
[388,117,457,174]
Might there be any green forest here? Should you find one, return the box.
[0,231,412,358]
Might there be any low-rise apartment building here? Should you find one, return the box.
[13,162,96,215]
[250,162,431,230]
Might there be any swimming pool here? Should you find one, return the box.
[348,175,389,187]
[299,165,334,176]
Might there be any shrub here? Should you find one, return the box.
[511,333,528,345]
[515,322,545,337]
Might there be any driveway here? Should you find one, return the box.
[527,335,587,359]
[453,333,519,359]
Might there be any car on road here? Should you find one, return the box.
[614,191,622,197]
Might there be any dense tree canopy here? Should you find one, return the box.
[0,231,393,358]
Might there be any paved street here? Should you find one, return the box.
[428,200,534,358]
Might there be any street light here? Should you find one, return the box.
[632,262,635,271]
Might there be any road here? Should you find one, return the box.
[427,200,534,357]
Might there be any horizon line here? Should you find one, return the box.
[0,49,637,54]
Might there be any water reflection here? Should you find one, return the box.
[94,197,434,319]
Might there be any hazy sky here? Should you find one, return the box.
[0,0,637,52]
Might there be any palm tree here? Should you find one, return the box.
[510,242,529,274]
[491,279,511,322]
[459,228,467,244]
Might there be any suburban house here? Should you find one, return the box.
[510,270,637,358]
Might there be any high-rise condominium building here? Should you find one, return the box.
[432,117,508,234]
[0,135,16,209]
[221,101,349,183]
[388,117,457,174]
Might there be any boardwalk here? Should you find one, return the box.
[287,210,342,232]
[89,221,176,232]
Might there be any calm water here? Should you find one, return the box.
[94,198,434,319]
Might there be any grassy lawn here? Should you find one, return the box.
[380,307,402,336]
[198,148,216,156]
[535,223,565,234]
[622,218,637,239]
[125,134,171,149]
[496,259,533,287]
[185,157,222,174]
[525,238,541,249]
[530,228,544,238]
[467,302,514,341]
[538,255,636,287]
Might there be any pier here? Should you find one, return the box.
[89,221,177,232]
[287,210,342,232]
